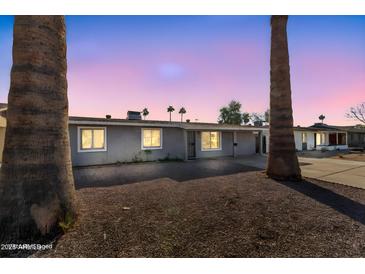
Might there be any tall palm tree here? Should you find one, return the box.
[319,114,325,124]
[167,105,175,122]
[0,16,77,240]
[142,108,149,120]
[266,16,301,181]
[178,107,186,122]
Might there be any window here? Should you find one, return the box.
[316,133,325,145]
[329,133,337,145]
[201,131,221,151]
[142,128,162,149]
[78,127,106,152]
[337,133,346,145]
[302,133,307,143]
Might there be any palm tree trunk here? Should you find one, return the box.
[169,112,171,122]
[0,16,77,240]
[181,114,183,122]
[266,16,301,181]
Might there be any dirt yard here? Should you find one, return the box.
[32,171,365,258]
[332,153,365,162]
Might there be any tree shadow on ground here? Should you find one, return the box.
[276,179,365,225]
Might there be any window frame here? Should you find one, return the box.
[141,128,163,150]
[201,131,222,151]
[302,132,307,143]
[77,126,107,153]
[329,132,337,146]
[337,132,347,145]
[316,132,325,145]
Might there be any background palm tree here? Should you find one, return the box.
[178,107,186,122]
[0,16,77,240]
[142,108,149,120]
[167,106,175,122]
[266,15,301,181]
[318,114,325,124]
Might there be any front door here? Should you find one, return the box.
[302,132,308,150]
[187,131,196,159]
[262,135,267,154]
[255,134,260,153]
[314,133,317,148]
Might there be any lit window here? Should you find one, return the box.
[142,128,162,149]
[79,127,106,151]
[302,133,307,143]
[316,133,325,145]
[201,131,221,150]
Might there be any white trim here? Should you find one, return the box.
[201,131,222,151]
[77,126,107,153]
[69,120,267,132]
[141,128,163,150]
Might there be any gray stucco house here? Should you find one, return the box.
[69,116,267,167]
[0,105,359,167]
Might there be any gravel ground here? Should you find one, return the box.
[32,171,365,258]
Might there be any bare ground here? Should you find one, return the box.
[33,171,365,258]
[332,153,365,162]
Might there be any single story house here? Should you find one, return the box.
[260,124,350,153]
[68,116,267,166]
[331,125,365,149]
[293,123,349,151]
[0,106,360,167]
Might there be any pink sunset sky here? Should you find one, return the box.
[0,16,364,126]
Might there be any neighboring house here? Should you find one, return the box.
[333,125,365,149]
[69,115,266,166]
[261,123,349,153]
[294,123,348,151]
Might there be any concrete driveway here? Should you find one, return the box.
[236,154,365,189]
[298,157,365,189]
[74,154,365,190]
[237,155,365,189]
[74,158,260,189]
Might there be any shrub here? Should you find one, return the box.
[59,212,74,233]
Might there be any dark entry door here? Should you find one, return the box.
[187,131,196,159]
[314,133,317,148]
[255,134,260,153]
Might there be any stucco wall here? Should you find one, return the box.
[236,131,256,155]
[348,132,365,148]
[294,131,316,151]
[195,131,234,158]
[294,131,303,151]
[316,144,348,151]
[69,125,186,166]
